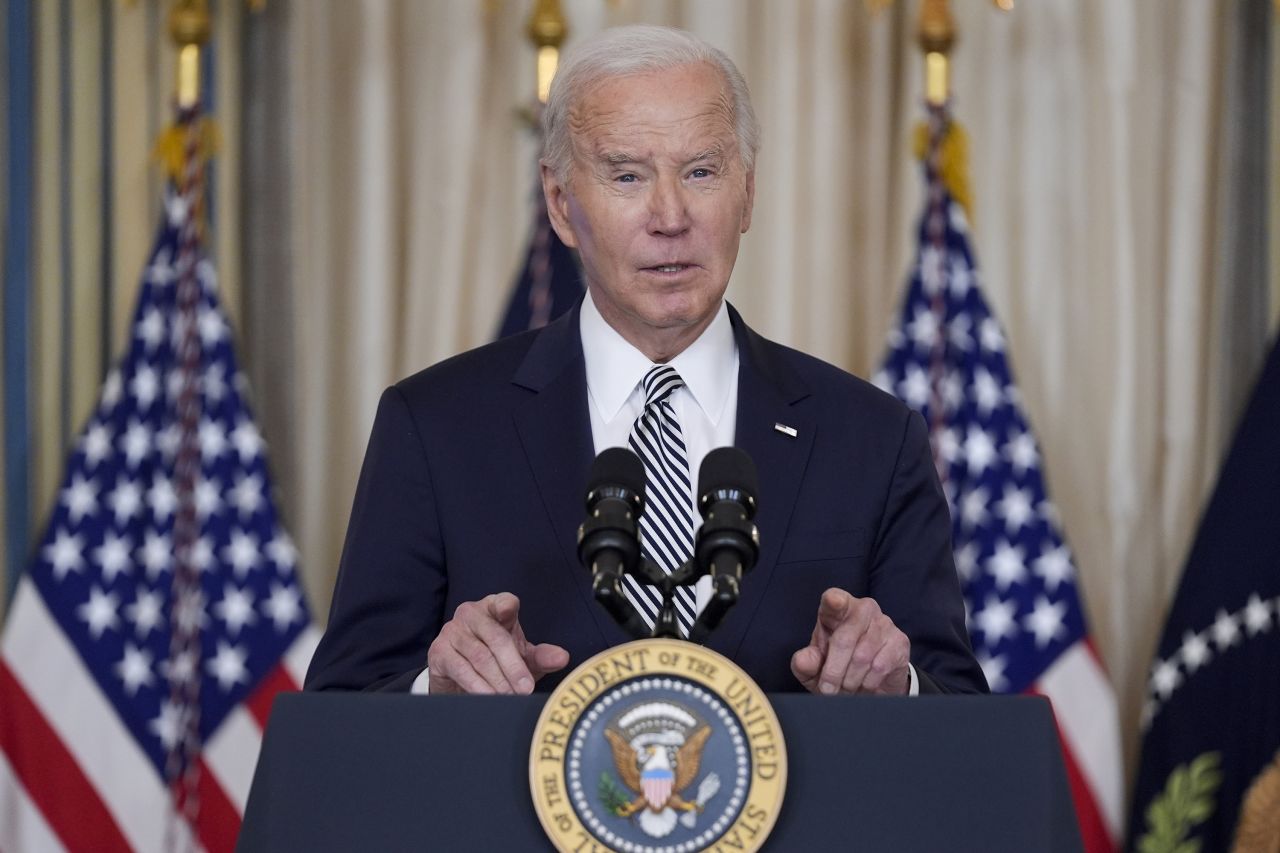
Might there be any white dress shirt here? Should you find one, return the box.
[412,291,915,694]
[579,290,738,617]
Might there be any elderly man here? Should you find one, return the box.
[306,25,986,697]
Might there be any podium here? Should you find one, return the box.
[237,692,1081,852]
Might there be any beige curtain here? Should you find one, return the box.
[281,0,1270,785]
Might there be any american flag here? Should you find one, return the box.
[874,105,1123,853]
[0,111,319,853]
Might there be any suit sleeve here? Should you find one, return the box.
[869,409,989,694]
[304,386,447,692]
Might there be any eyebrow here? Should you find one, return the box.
[597,147,725,167]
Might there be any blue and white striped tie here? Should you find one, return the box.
[626,365,698,637]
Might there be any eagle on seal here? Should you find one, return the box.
[605,723,712,837]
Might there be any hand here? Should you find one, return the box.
[790,588,910,696]
[427,593,570,694]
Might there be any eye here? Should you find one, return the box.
[615,173,638,184]
[689,167,713,179]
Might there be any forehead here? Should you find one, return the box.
[567,62,737,160]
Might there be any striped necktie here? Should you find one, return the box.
[626,364,698,637]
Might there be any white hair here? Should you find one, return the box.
[541,25,760,182]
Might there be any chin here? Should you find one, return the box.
[640,301,713,330]
[642,288,720,322]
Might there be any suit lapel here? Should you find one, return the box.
[707,306,816,662]
[511,306,619,646]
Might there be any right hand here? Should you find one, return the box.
[427,592,570,694]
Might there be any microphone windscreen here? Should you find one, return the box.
[697,447,758,503]
[588,447,646,497]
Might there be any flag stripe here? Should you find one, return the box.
[2,580,168,852]
[0,660,132,853]
[203,706,263,814]
[243,663,297,730]
[1040,705,1115,853]
[193,757,241,853]
[282,625,321,686]
[0,749,68,853]
[205,637,314,815]
[1034,640,1123,836]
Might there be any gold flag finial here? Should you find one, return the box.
[168,0,211,108]
[153,0,219,185]
[917,0,956,107]
[527,0,568,104]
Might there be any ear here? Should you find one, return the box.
[739,168,756,234]
[541,161,580,249]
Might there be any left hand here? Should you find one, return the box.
[790,588,911,695]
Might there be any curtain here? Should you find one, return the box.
[271,0,1276,783]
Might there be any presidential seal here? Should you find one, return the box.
[530,639,786,853]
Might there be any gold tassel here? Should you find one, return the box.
[913,118,973,225]
[151,119,221,184]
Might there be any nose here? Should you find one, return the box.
[647,175,690,237]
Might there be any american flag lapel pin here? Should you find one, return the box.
[773,422,798,438]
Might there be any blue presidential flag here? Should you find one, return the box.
[1129,339,1280,852]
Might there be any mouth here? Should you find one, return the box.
[640,263,698,276]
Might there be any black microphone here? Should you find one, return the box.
[688,447,760,644]
[578,448,650,639]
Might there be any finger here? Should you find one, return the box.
[509,614,533,659]
[790,646,823,694]
[816,588,854,633]
[432,654,496,695]
[465,608,536,693]
[486,592,522,631]
[818,603,875,695]
[453,628,525,693]
[527,643,571,681]
[429,626,498,695]
[806,589,852,660]
[860,626,910,695]
[838,618,886,694]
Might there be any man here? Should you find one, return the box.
[306,25,986,697]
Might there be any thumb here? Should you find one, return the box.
[528,643,571,680]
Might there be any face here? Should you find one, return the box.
[543,62,755,361]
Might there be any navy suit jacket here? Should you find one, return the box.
[305,302,986,695]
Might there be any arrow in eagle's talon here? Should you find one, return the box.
[679,773,722,828]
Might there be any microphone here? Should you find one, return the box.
[578,448,650,638]
[688,447,760,644]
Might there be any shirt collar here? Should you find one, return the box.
[580,289,737,426]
